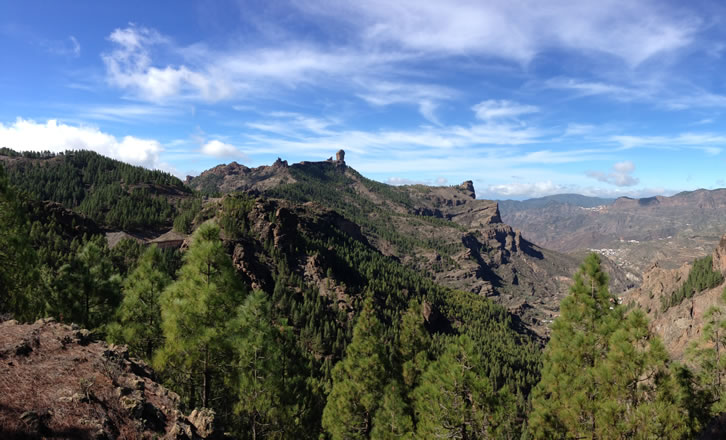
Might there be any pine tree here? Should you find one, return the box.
[397,299,430,392]
[322,298,388,440]
[688,289,726,418]
[593,310,689,439]
[231,289,307,439]
[413,334,494,439]
[155,223,246,409]
[529,253,691,439]
[370,381,414,440]
[0,164,40,320]
[49,239,121,329]
[108,245,170,360]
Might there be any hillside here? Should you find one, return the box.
[0,148,192,231]
[1,160,544,436]
[625,235,726,360]
[500,190,726,275]
[187,153,634,336]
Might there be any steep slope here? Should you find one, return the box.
[625,235,726,359]
[0,318,217,439]
[188,153,633,336]
[0,148,192,231]
[202,193,544,410]
[500,190,726,274]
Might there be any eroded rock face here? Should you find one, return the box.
[712,234,726,274]
[0,319,214,439]
[625,238,726,360]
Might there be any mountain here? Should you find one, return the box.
[499,189,726,275]
[1,155,545,434]
[187,153,633,336]
[0,148,193,231]
[499,193,615,214]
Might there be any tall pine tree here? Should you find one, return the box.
[529,253,691,439]
[231,289,308,439]
[155,223,246,409]
[413,334,495,439]
[0,164,40,320]
[322,297,388,440]
[108,245,171,360]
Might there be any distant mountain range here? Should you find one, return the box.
[499,190,726,274]
[499,194,615,213]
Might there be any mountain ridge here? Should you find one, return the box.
[186,153,634,336]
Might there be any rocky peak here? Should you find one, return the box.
[272,157,288,169]
[712,234,726,274]
[458,180,476,199]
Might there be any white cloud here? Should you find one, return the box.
[484,181,675,200]
[297,0,698,66]
[586,160,639,186]
[472,100,538,121]
[0,118,165,169]
[201,140,241,157]
[386,177,426,185]
[611,133,725,154]
[386,176,449,186]
[103,24,232,102]
[69,36,81,57]
[487,181,567,198]
[357,81,457,123]
[563,123,596,137]
[543,77,646,100]
[101,24,404,104]
[80,104,181,123]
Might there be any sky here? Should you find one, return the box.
[2,0,726,200]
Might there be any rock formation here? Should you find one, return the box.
[0,318,217,439]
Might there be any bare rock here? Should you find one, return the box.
[189,408,217,438]
[712,234,726,274]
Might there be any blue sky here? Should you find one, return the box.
[2,0,726,199]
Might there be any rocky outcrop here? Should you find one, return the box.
[0,319,216,439]
[624,236,726,359]
[712,234,726,274]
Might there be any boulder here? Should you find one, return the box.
[189,408,217,438]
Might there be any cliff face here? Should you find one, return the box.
[625,235,726,359]
[0,319,217,440]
